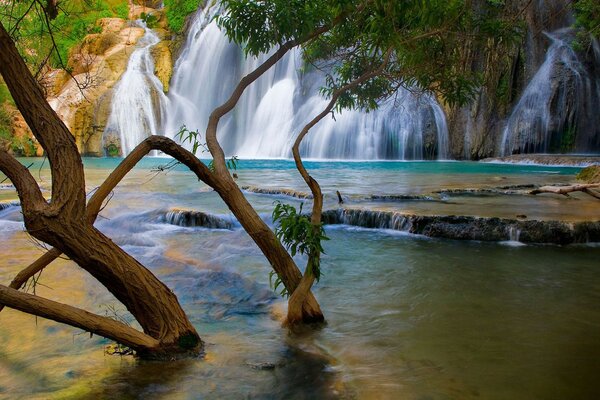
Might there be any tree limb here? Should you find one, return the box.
[206,13,349,176]
[0,136,216,313]
[0,283,160,352]
[0,21,86,218]
[0,150,46,214]
[530,184,600,199]
[286,50,392,324]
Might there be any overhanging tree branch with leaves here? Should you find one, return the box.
[0,0,520,357]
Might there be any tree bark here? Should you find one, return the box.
[0,284,160,353]
[0,22,201,358]
[286,54,392,324]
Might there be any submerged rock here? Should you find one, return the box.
[0,201,19,211]
[241,186,313,199]
[322,208,600,244]
[367,194,437,201]
[160,209,234,229]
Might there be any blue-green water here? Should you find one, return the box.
[0,160,599,399]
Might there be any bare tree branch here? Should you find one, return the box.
[0,283,160,352]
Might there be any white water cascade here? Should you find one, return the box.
[501,29,600,155]
[104,23,168,155]
[163,9,449,160]
[106,7,449,159]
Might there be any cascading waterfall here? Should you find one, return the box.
[162,8,449,160]
[501,29,600,156]
[103,23,168,155]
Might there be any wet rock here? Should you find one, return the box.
[577,165,600,184]
[160,209,235,229]
[322,208,600,244]
[0,201,19,211]
[368,194,436,201]
[150,41,173,93]
[241,186,313,199]
[248,362,278,371]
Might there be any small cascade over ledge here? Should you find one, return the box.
[103,22,168,156]
[322,209,600,244]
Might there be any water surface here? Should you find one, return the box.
[0,159,599,399]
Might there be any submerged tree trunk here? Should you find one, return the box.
[0,22,201,358]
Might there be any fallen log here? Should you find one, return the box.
[530,184,600,199]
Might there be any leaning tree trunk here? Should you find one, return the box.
[0,22,201,358]
[213,178,325,323]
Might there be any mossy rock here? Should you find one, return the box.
[576,165,600,183]
[150,41,173,93]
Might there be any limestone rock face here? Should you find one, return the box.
[445,0,600,159]
[150,41,173,93]
[46,17,148,156]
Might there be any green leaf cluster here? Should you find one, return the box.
[574,0,600,39]
[272,201,329,283]
[140,12,158,29]
[1,0,130,69]
[175,125,239,174]
[164,0,204,32]
[217,0,523,110]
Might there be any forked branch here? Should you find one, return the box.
[286,51,392,324]
[0,136,215,313]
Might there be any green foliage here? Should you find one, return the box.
[0,0,129,70]
[114,3,129,20]
[574,0,600,39]
[560,125,577,153]
[175,125,239,174]
[217,0,522,111]
[176,125,206,155]
[0,83,14,106]
[268,270,289,298]
[164,0,204,32]
[140,12,158,29]
[272,201,329,283]
[0,106,12,145]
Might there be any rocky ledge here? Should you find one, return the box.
[159,209,234,229]
[321,208,600,244]
[241,186,313,199]
[482,154,600,167]
[0,201,19,211]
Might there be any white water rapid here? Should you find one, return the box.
[104,23,168,155]
[106,8,449,159]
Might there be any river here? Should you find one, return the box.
[1,159,599,399]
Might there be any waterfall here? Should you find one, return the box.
[160,208,235,229]
[103,23,168,156]
[501,29,600,156]
[159,7,450,160]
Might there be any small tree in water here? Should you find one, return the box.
[0,0,520,357]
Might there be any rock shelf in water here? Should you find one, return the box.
[241,186,313,199]
[0,201,19,211]
[321,209,600,244]
[160,209,234,229]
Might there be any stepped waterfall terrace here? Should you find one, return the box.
[1,158,600,398]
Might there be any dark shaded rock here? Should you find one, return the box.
[322,208,600,244]
[0,201,19,211]
[159,209,234,229]
[241,186,313,199]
